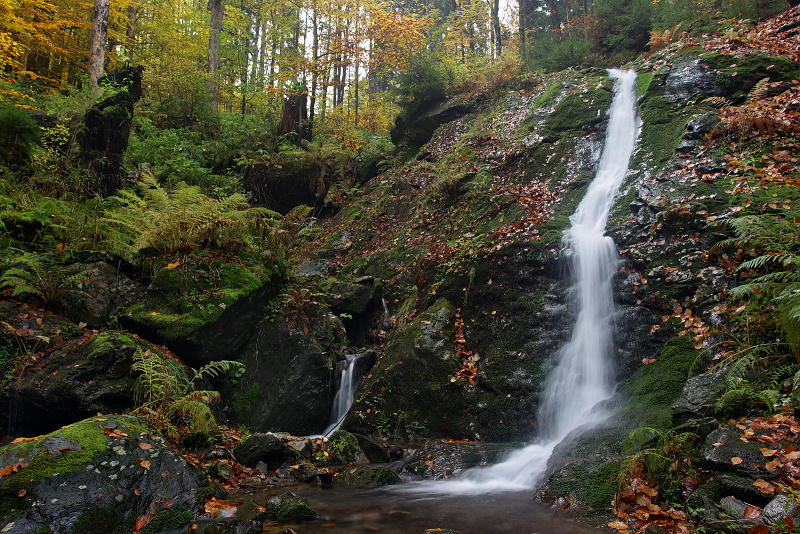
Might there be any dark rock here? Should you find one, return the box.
[664,56,724,102]
[233,433,300,469]
[672,366,728,425]
[353,433,390,463]
[290,461,333,484]
[391,94,488,155]
[0,415,207,534]
[404,440,519,481]
[684,113,721,140]
[333,466,400,487]
[0,330,149,436]
[719,495,758,519]
[673,417,721,440]
[326,280,375,315]
[763,495,800,526]
[701,426,768,479]
[226,310,340,435]
[264,492,318,521]
[58,261,145,326]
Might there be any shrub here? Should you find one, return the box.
[0,106,41,167]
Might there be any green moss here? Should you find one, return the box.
[71,506,123,534]
[87,332,138,359]
[231,382,260,424]
[140,508,194,534]
[264,493,318,521]
[541,77,613,140]
[327,430,364,462]
[619,336,700,430]
[0,416,146,497]
[126,257,281,340]
[333,466,400,487]
[701,53,800,102]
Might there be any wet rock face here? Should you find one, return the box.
[228,311,341,435]
[663,56,725,102]
[0,415,207,534]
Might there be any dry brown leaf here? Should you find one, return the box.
[731,457,744,465]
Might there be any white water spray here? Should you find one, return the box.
[408,69,639,494]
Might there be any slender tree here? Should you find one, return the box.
[89,0,110,88]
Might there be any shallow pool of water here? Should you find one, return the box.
[227,483,602,534]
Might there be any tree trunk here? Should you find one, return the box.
[491,0,502,57]
[208,0,224,110]
[88,0,110,88]
[125,4,138,60]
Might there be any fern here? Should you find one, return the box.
[717,213,800,359]
[131,346,243,438]
[747,78,771,103]
[0,253,97,309]
[103,174,283,257]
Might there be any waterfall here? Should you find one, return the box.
[323,353,360,436]
[406,69,639,494]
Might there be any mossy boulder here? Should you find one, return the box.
[121,254,283,367]
[263,492,318,521]
[326,430,369,464]
[227,310,342,435]
[0,331,149,436]
[0,415,207,534]
[333,466,400,487]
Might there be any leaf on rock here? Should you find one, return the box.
[753,479,775,494]
[743,505,762,519]
[731,457,743,465]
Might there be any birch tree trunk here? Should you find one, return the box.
[88,0,110,88]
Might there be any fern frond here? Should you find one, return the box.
[193,360,245,380]
[747,78,771,103]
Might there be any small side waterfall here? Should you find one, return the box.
[323,353,361,436]
[408,69,639,494]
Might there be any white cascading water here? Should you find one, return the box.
[323,354,359,436]
[407,69,639,494]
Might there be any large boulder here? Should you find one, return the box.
[342,298,473,439]
[226,310,343,435]
[121,256,283,367]
[0,331,147,436]
[232,433,300,469]
[58,261,145,327]
[0,415,208,534]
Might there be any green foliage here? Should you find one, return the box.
[0,105,41,168]
[718,213,800,358]
[527,34,594,73]
[131,346,243,437]
[394,51,453,112]
[0,253,96,309]
[103,174,282,258]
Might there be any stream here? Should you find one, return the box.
[227,484,602,533]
